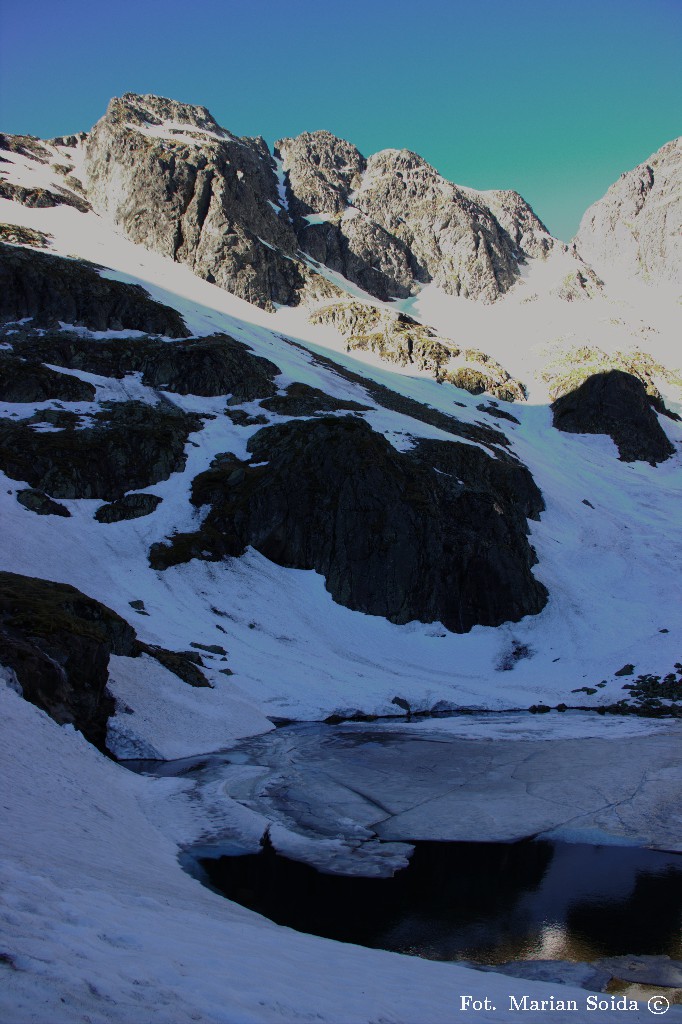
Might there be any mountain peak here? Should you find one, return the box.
[104,92,225,136]
[574,136,682,287]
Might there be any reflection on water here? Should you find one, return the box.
[198,838,682,965]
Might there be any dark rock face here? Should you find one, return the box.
[139,335,280,400]
[151,417,546,633]
[260,382,370,416]
[0,242,189,335]
[551,370,674,464]
[0,351,96,402]
[84,94,305,310]
[14,332,279,401]
[0,572,137,749]
[17,489,71,517]
[0,401,202,499]
[94,493,162,523]
[225,409,269,427]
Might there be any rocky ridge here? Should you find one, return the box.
[574,137,682,287]
[277,133,555,303]
[309,301,526,400]
[0,93,567,311]
[83,94,308,310]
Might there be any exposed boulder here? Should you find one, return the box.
[542,344,682,412]
[0,179,91,213]
[0,243,190,335]
[0,223,52,248]
[150,416,547,633]
[0,401,203,499]
[551,370,675,464]
[260,382,370,416]
[550,264,604,301]
[17,489,71,517]
[0,572,136,749]
[94,493,162,523]
[136,644,210,688]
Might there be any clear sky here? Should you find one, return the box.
[1,0,680,240]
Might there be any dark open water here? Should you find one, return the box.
[196,837,682,964]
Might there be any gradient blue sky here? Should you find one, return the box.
[1,0,680,240]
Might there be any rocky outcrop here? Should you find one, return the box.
[309,302,526,400]
[0,572,137,749]
[0,401,203,499]
[551,370,675,464]
[260,382,370,416]
[574,137,682,286]
[17,489,71,517]
[136,644,209,688]
[278,133,553,302]
[150,416,546,633]
[0,572,210,748]
[0,179,91,213]
[542,345,682,411]
[0,223,52,248]
[84,94,305,310]
[13,331,280,401]
[550,264,603,302]
[0,351,96,402]
[0,92,550,313]
[467,188,554,260]
[0,243,190,335]
[282,338,510,450]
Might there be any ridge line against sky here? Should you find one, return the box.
[0,0,680,241]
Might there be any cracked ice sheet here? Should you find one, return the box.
[205,717,682,859]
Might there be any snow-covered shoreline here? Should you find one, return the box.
[4,685,681,1024]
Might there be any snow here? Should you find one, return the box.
[303,212,334,224]
[272,155,289,213]
[1,149,682,1021]
[107,653,273,760]
[125,118,235,147]
[7,685,665,1024]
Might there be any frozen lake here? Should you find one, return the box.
[128,712,682,967]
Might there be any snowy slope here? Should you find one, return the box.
[0,191,680,733]
[1,129,682,1024]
